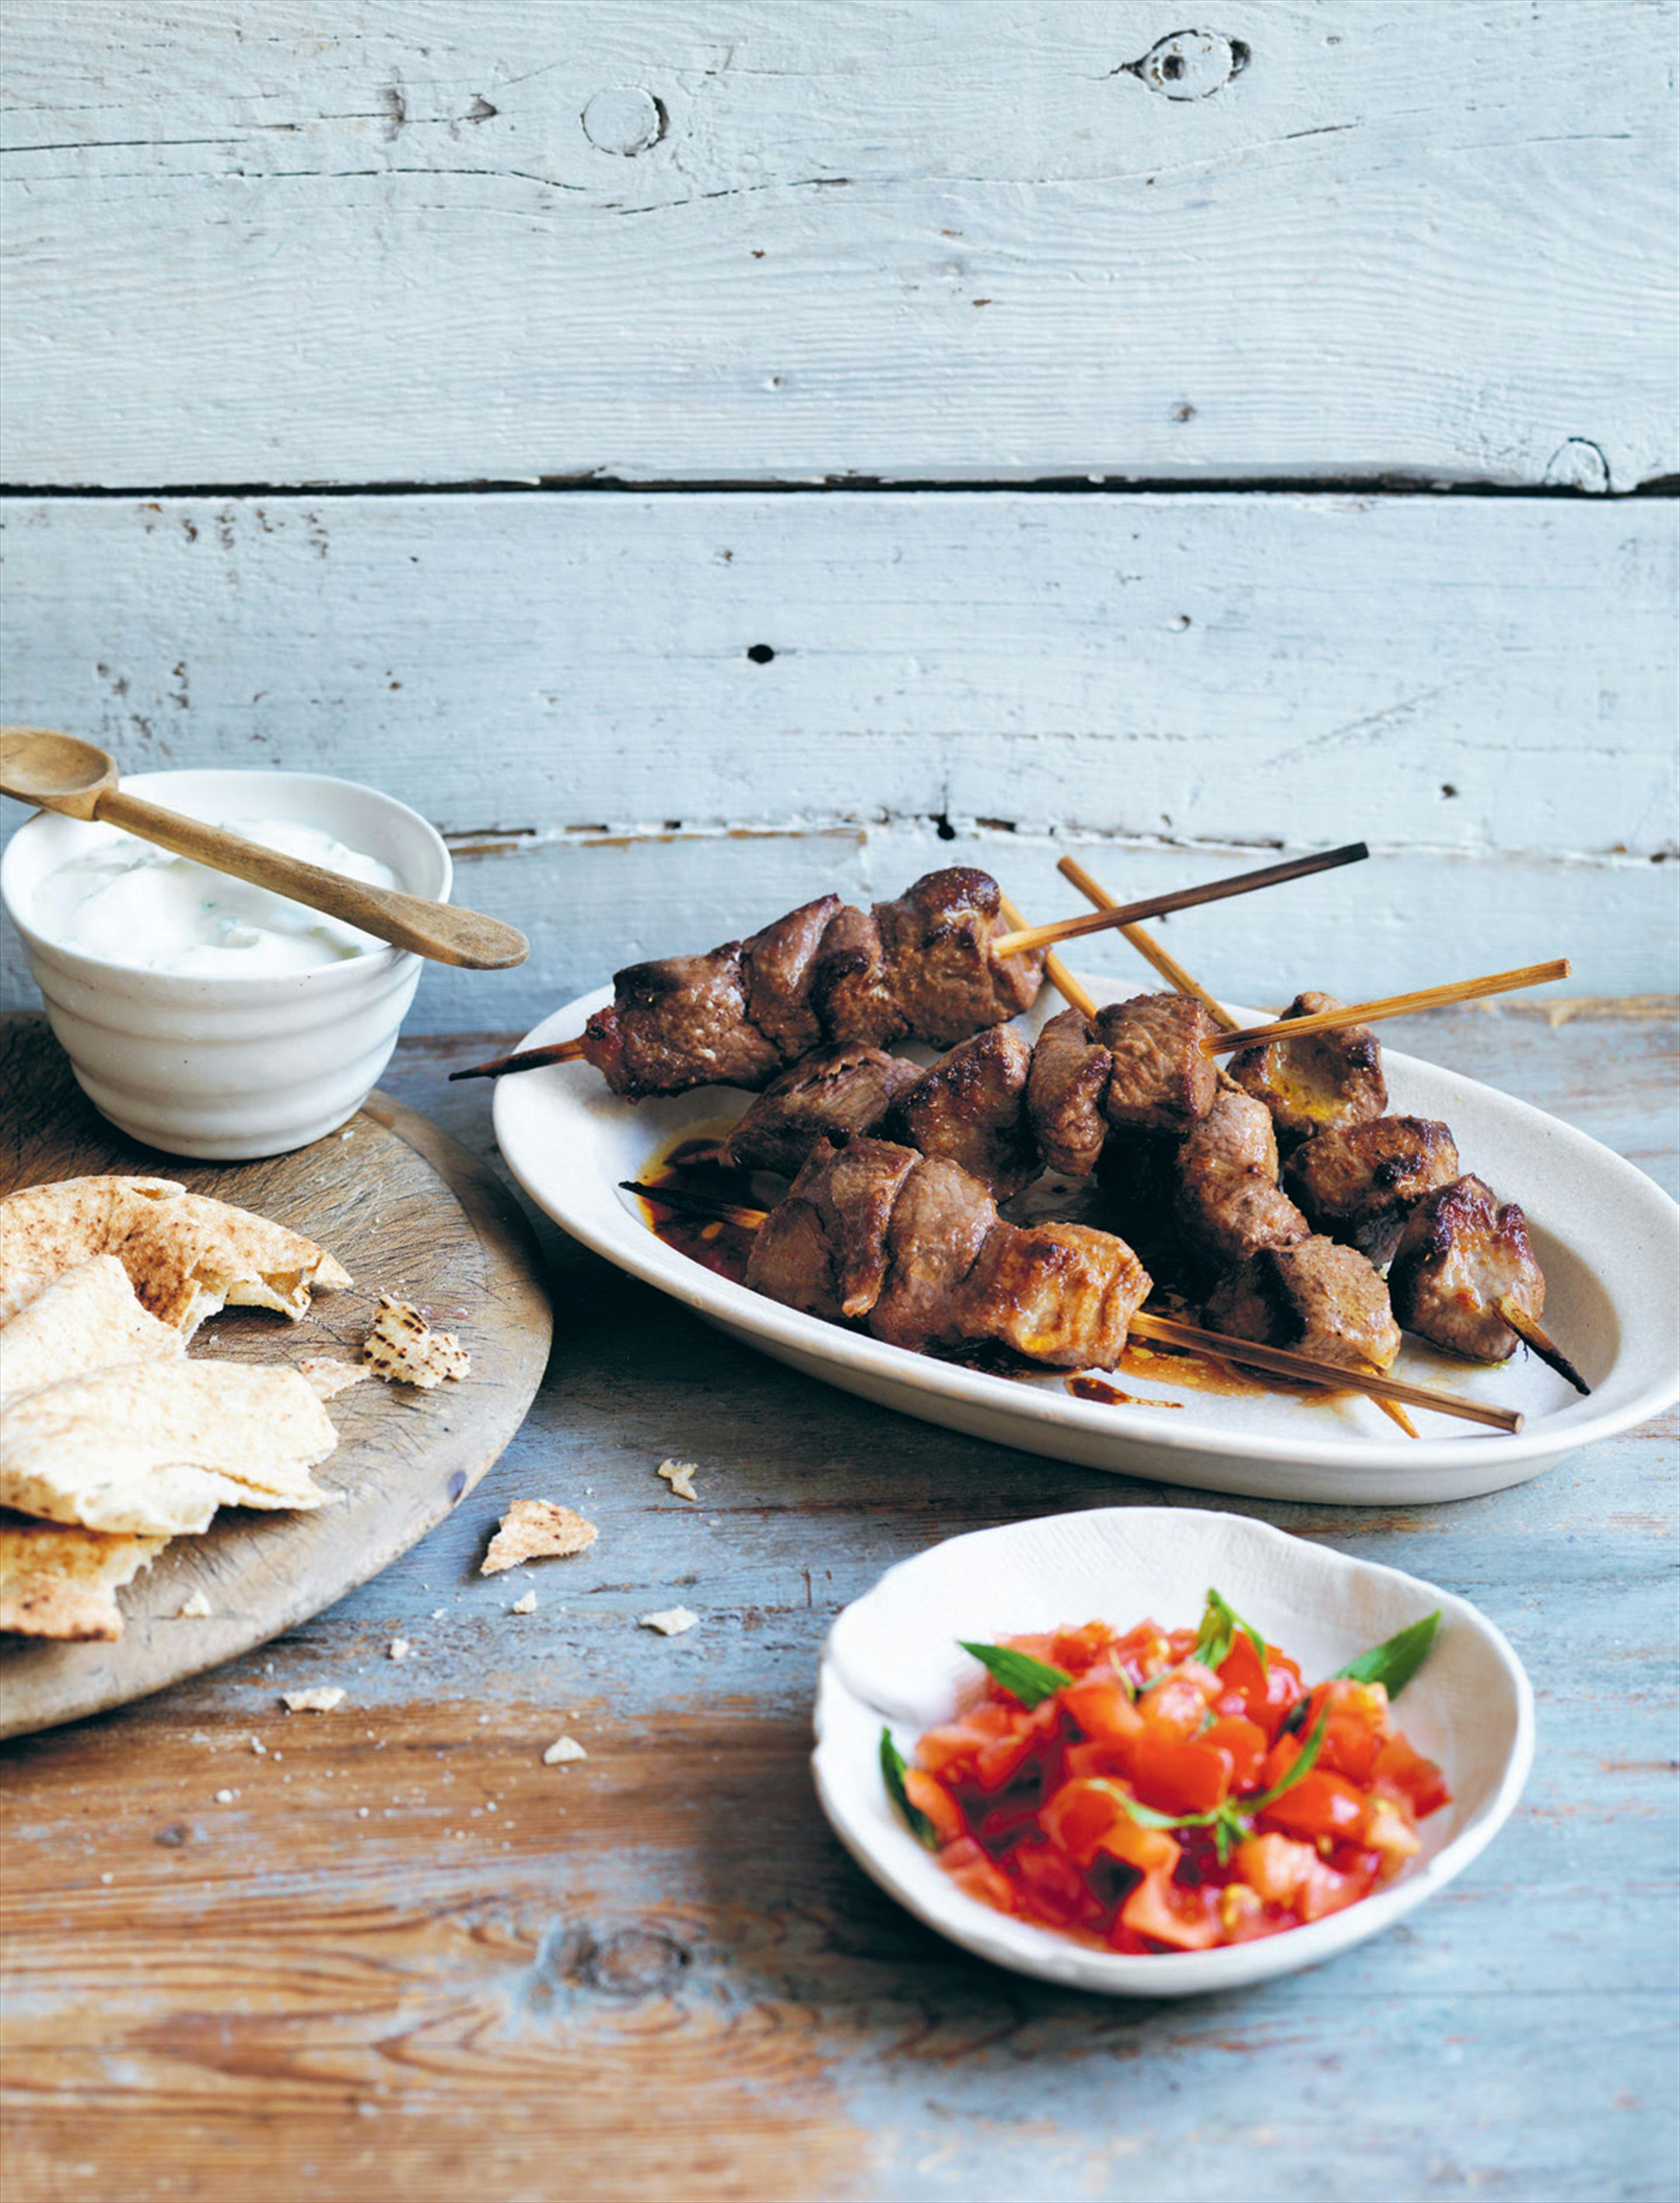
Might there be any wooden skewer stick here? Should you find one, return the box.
[1054,854,1240,1030]
[998,892,1097,1018]
[451,1033,589,1082]
[1128,1313,1522,1433]
[1497,1296,1592,1396]
[1206,961,1572,1054]
[621,1181,1517,1432]
[988,842,1370,961]
[1058,852,1419,1440]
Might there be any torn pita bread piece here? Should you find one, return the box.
[0,1513,167,1641]
[480,1499,597,1575]
[299,1356,372,1401]
[0,1254,185,1403]
[0,1360,339,1536]
[0,1175,351,1335]
[363,1296,470,1389]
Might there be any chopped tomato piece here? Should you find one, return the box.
[940,1837,1014,1914]
[1374,1732,1450,1818]
[1231,1832,1316,1907]
[1138,1676,1212,1742]
[1094,1814,1180,1876]
[1013,1840,1096,1924]
[1064,1739,1131,1781]
[1132,1733,1234,1815]
[1199,1714,1268,1792]
[1256,1769,1369,1845]
[1121,1868,1222,1951]
[1061,1671,1144,1752]
[1215,1634,1304,1742]
[1049,1621,1122,1672]
[902,1768,965,1848]
[1040,1777,1129,1867]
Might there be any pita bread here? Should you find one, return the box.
[0,1513,167,1641]
[363,1296,470,1388]
[480,1500,597,1573]
[0,1254,185,1403]
[0,1360,339,1535]
[0,1175,352,1335]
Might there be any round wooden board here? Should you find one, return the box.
[0,1014,552,1740]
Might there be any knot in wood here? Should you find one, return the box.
[1124,30,1250,99]
[582,86,668,156]
[573,1925,691,1997]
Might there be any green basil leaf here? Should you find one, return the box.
[879,1728,940,1849]
[1278,1695,1311,1738]
[1245,1707,1332,1814]
[1335,1611,1441,1698]
[958,1641,1074,1709]
[1192,1588,1268,1674]
[1115,1791,1220,1834]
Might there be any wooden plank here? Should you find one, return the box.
[2,2,1675,487]
[1,1016,1674,2202]
[1,490,1673,1019]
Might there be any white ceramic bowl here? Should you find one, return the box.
[813,1506,1534,1996]
[1,769,450,1160]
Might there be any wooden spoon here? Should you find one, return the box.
[0,728,528,970]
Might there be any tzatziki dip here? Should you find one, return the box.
[31,819,400,976]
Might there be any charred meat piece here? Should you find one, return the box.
[1174,1089,1310,1275]
[957,1222,1150,1370]
[868,1155,1000,1352]
[810,903,909,1050]
[743,894,844,1058]
[1229,989,1387,1146]
[1203,1235,1402,1373]
[710,1044,920,1177]
[1027,1008,1113,1178]
[889,1026,1038,1197]
[583,946,784,1098]
[1388,1174,1543,1362]
[876,867,1045,1046]
[1284,1116,1461,1267]
[1094,994,1219,1136]
[745,1135,920,1321]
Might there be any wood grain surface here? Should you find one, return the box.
[2,491,1674,1017]
[0,1015,552,1737]
[1,1011,1672,2202]
[2,3,1674,488]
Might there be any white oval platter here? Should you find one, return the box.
[494,978,1678,1505]
[811,1506,1534,1996]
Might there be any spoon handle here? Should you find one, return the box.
[94,788,528,971]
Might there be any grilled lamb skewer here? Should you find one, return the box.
[1283,1116,1462,1266]
[702,1044,922,1177]
[1227,990,1388,1146]
[744,1137,1152,1369]
[1387,1176,1546,1363]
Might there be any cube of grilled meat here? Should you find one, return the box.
[583,943,785,1097]
[957,1222,1150,1369]
[1229,990,1387,1146]
[1204,1235,1402,1373]
[877,868,1045,1046]
[888,1026,1038,1197]
[710,1044,921,1177]
[869,1155,1002,1352]
[1388,1174,1543,1362]
[808,902,908,1050]
[1027,1007,1113,1178]
[1174,1088,1310,1275]
[1283,1116,1461,1266]
[1094,994,1219,1135]
[745,1136,919,1321]
[743,894,845,1058]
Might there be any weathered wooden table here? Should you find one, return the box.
[2,1004,1674,2202]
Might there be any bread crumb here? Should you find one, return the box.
[300,1355,372,1401]
[542,1736,588,1765]
[363,1295,471,1389]
[388,1638,410,1661]
[282,1687,346,1713]
[250,1737,266,1756]
[176,1589,213,1618]
[100,1872,113,1884]
[481,1500,597,1575]
[511,1589,537,1614]
[639,1606,699,1637]
[215,1788,234,1803]
[657,1459,699,1502]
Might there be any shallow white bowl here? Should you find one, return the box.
[1,769,450,1160]
[494,980,1680,1506]
[812,1506,1533,1996]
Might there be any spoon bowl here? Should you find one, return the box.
[0,728,526,971]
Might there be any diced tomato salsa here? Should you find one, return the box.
[900,1609,1449,1954]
